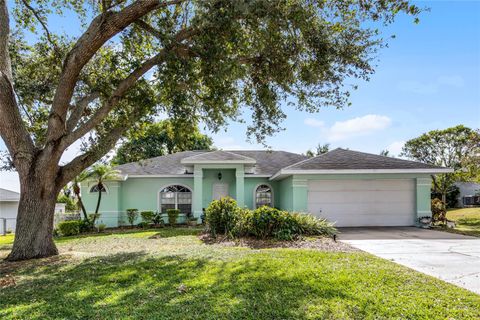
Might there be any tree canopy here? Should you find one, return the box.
[401,125,480,203]
[112,120,213,164]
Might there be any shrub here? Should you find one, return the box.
[205,197,240,237]
[141,211,155,223]
[88,213,101,225]
[152,211,164,226]
[137,221,150,228]
[288,212,336,237]
[167,209,180,225]
[126,209,139,226]
[431,198,446,223]
[97,224,106,232]
[79,219,94,232]
[57,220,81,236]
[247,206,282,239]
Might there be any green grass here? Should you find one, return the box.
[1,228,479,319]
[0,234,14,246]
[446,207,480,237]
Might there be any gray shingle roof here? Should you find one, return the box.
[115,150,307,176]
[181,150,256,163]
[285,148,446,170]
[0,188,20,201]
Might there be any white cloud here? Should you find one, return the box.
[397,75,464,94]
[327,114,392,142]
[386,141,405,157]
[304,118,325,128]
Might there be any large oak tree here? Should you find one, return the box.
[0,0,419,260]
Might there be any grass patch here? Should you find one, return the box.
[1,229,479,319]
[0,234,14,246]
[446,207,480,237]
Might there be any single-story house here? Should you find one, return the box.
[0,188,20,233]
[455,182,480,207]
[81,148,451,227]
[0,187,67,233]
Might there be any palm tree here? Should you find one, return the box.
[72,170,89,221]
[87,164,121,215]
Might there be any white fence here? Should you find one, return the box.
[0,217,16,236]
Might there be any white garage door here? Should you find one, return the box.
[307,179,415,227]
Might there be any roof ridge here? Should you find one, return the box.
[183,149,255,161]
[280,148,338,170]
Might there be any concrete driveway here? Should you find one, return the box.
[339,227,480,295]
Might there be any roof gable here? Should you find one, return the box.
[115,150,307,176]
[0,188,20,201]
[279,148,450,172]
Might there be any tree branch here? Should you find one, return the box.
[61,50,168,149]
[66,92,101,132]
[0,0,35,174]
[46,0,187,143]
[20,0,61,57]
[135,19,163,39]
[61,25,199,149]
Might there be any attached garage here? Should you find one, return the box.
[307,179,415,227]
[271,148,453,227]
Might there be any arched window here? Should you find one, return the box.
[90,184,107,193]
[255,184,273,208]
[159,185,192,215]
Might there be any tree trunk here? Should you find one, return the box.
[6,180,59,261]
[95,184,102,214]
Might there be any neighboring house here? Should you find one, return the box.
[0,188,67,233]
[455,182,480,207]
[81,148,451,227]
[0,188,20,233]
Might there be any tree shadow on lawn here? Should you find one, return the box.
[1,251,479,320]
[0,251,365,320]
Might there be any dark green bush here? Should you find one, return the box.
[57,220,81,236]
[205,200,336,240]
[205,197,241,237]
[126,209,139,226]
[141,211,155,223]
[247,206,282,239]
[137,221,150,228]
[79,219,94,232]
[167,209,180,225]
[152,211,164,225]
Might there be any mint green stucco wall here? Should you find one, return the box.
[244,178,279,209]
[201,169,236,208]
[278,176,293,211]
[82,172,434,227]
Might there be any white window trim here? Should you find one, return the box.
[253,183,274,209]
[157,184,193,214]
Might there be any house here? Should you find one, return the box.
[81,148,451,227]
[0,188,20,233]
[0,188,67,233]
[455,182,480,207]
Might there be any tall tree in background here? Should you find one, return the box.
[0,0,420,260]
[401,125,480,204]
[305,143,330,158]
[112,120,213,165]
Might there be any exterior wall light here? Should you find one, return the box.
[218,172,222,180]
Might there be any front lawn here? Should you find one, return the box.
[1,228,479,319]
[446,207,480,237]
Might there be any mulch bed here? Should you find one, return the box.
[199,234,357,252]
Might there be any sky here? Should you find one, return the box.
[1,0,479,192]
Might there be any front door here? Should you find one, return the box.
[212,183,229,200]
